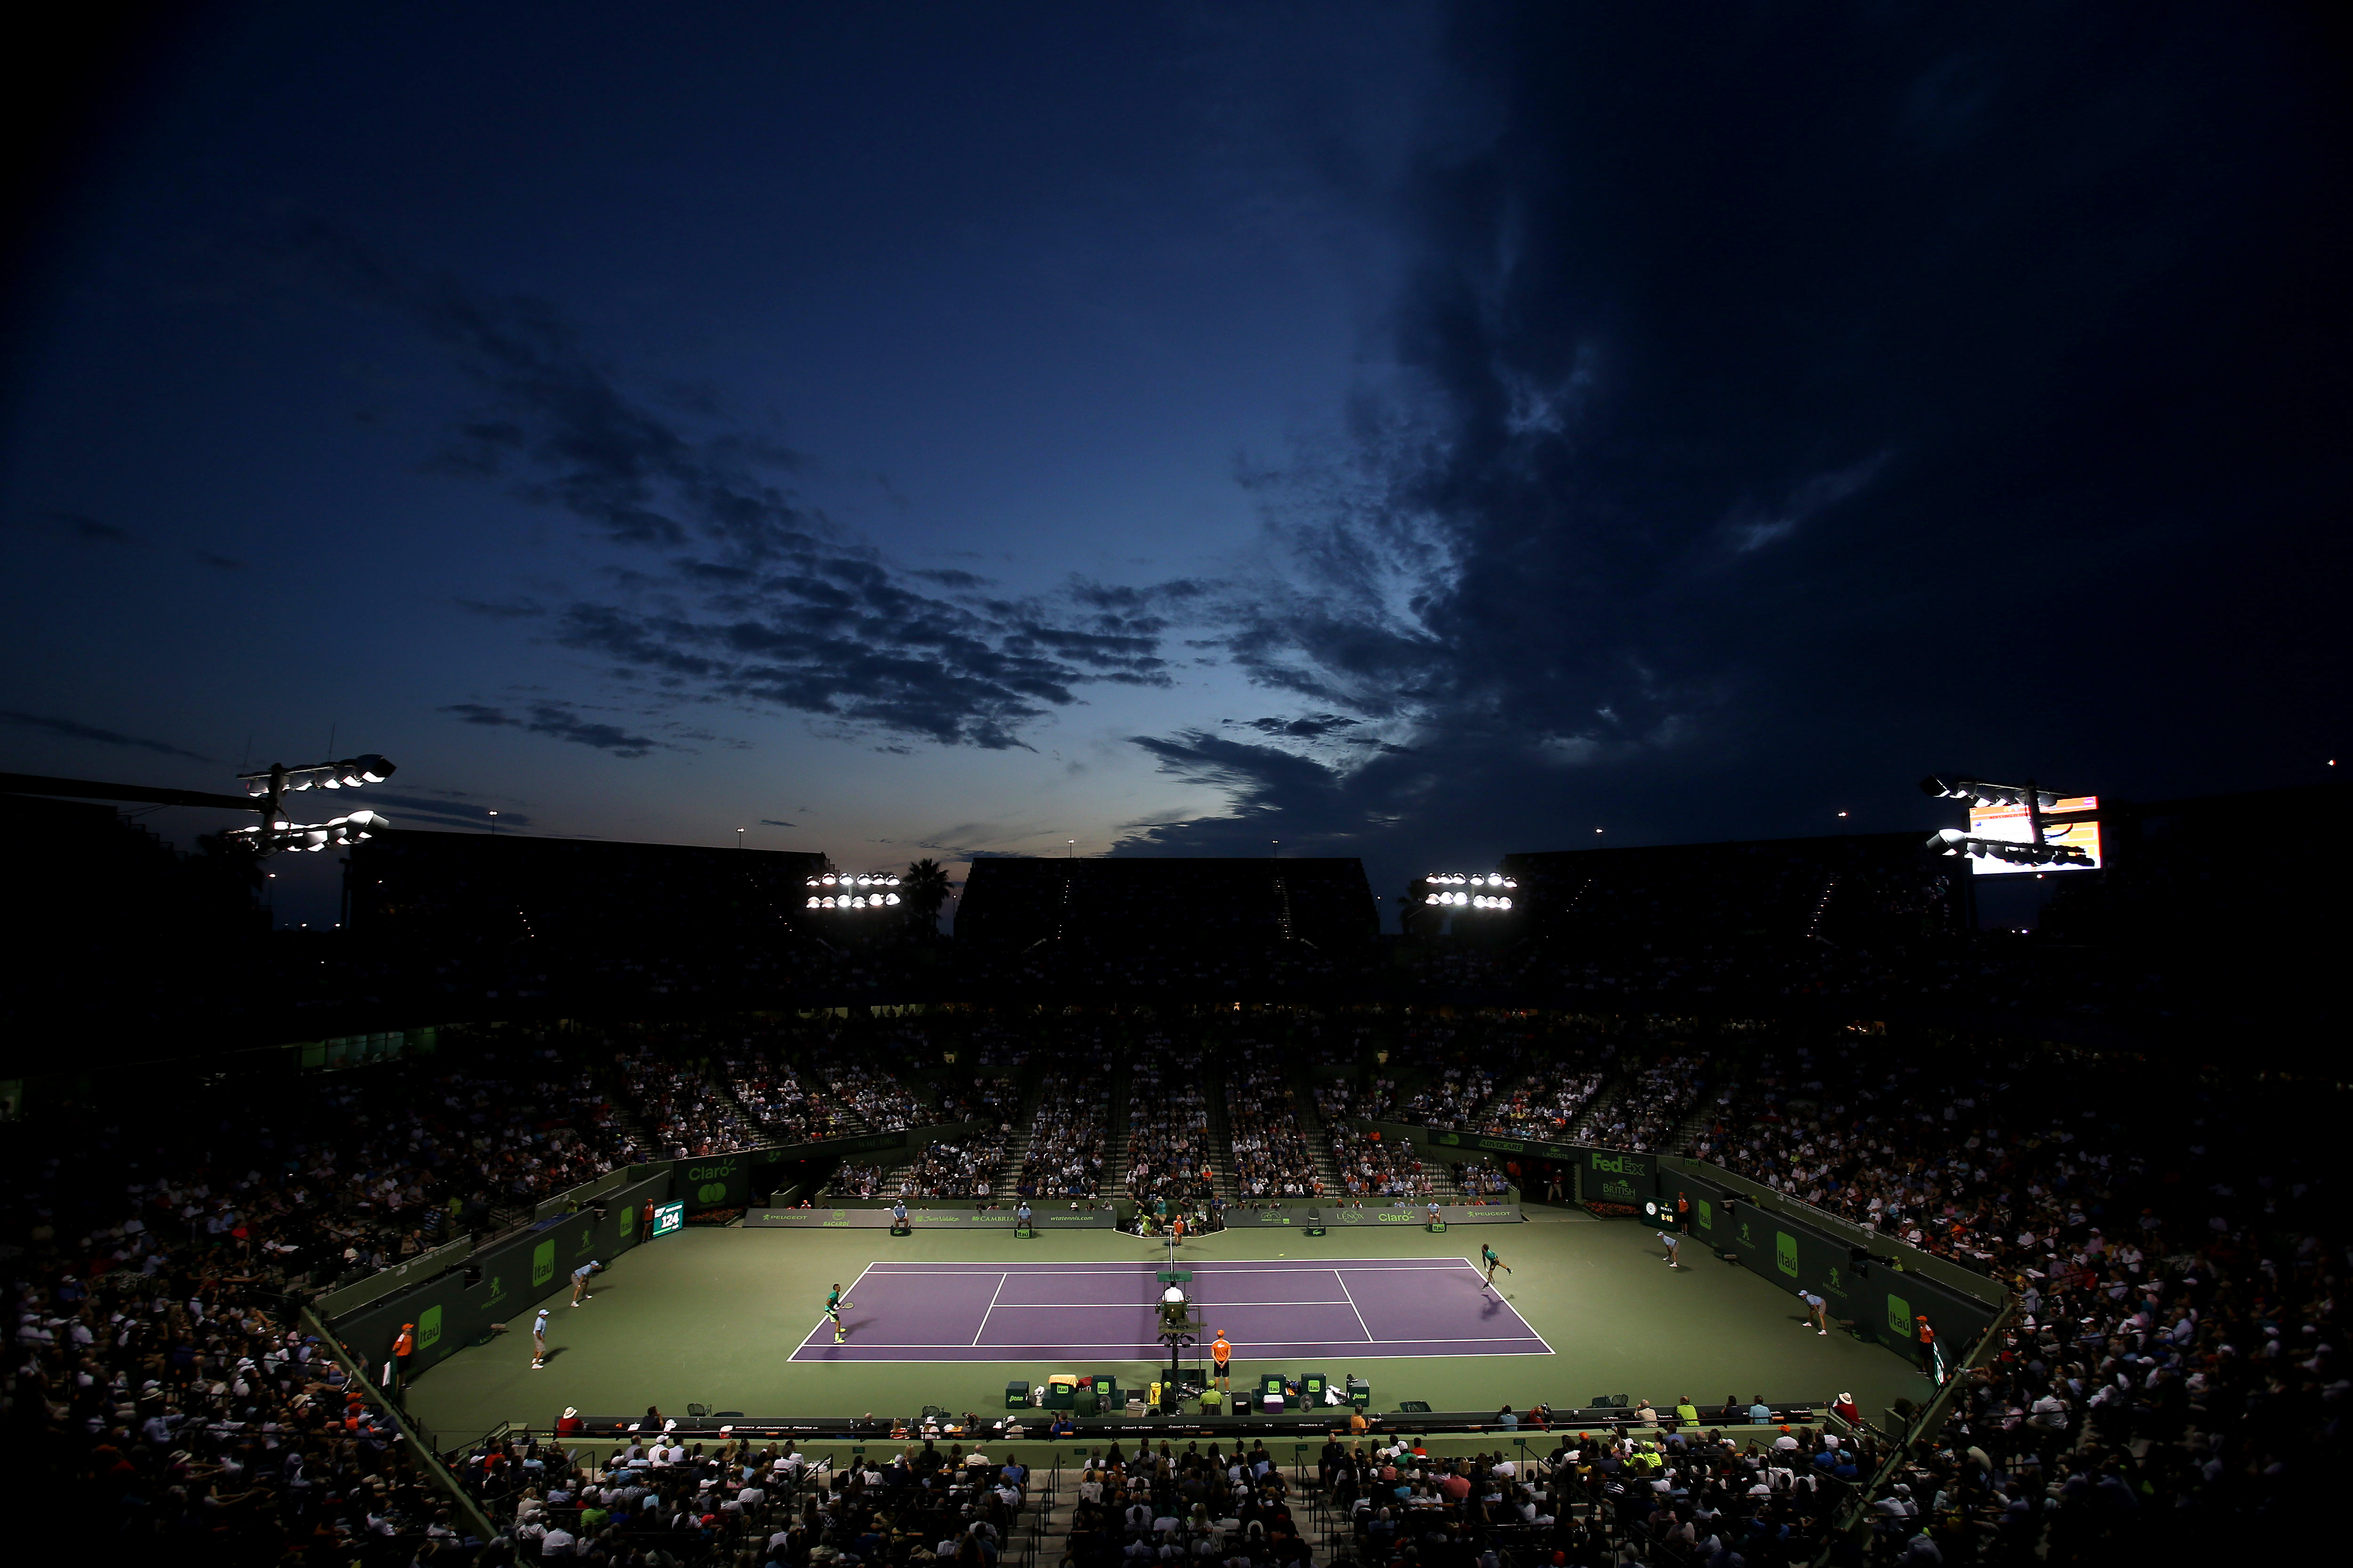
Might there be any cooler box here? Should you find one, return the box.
[1300,1373,1328,1404]
[1092,1376,1120,1407]
[1044,1374,1079,1409]
[1346,1376,1371,1409]
[1006,1381,1030,1410]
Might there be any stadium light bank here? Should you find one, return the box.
[0,751,400,857]
[806,872,903,911]
[225,755,399,856]
[1420,871,1519,911]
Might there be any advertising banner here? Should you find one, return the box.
[677,1153,757,1208]
[1425,1128,1579,1161]
[1583,1149,1655,1207]
[743,1207,1118,1229]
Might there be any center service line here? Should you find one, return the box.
[1330,1268,1376,1343]
[972,1272,1009,1347]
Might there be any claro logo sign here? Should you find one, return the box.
[687,1159,743,1205]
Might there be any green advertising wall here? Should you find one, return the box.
[1662,1166,1993,1354]
[335,1171,672,1382]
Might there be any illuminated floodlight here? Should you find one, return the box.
[226,808,391,855]
[1924,830,2093,869]
[1420,871,1519,913]
[1919,776,2061,812]
[238,755,397,798]
[803,876,906,913]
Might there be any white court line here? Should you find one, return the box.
[987,1300,1353,1309]
[1330,1269,1376,1343]
[811,1335,1552,1349]
[1444,1254,1559,1356]
[791,1258,882,1354]
[862,1261,1467,1276]
[971,1272,1009,1347]
[795,1339,1554,1357]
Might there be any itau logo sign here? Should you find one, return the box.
[418,1305,443,1350]
[1776,1232,1799,1278]
[1887,1294,1911,1338]
[532,1239,556,1287]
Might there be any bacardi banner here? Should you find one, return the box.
[1224,1203,1521,1228]
[744,1207,1118,1229]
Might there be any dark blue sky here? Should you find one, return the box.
[3,2,2345,928]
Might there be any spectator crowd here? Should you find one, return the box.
[6,997,2337,1568]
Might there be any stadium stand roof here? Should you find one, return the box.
[347,829,828,951]
[1501,829,1971,948]
[954,855,1378,952]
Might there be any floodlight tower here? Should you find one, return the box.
[0,753,398,856]
[226,754,400,856]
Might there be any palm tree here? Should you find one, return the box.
[902,858,954,932]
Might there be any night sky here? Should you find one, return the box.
[3,2,2345,929]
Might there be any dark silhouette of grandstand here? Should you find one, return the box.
[0,793,266,1070]
[1501,830,1970,949]
[346,830,828,951]
[955,856,1378,953]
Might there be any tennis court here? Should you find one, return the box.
[791,1257,1552,1362]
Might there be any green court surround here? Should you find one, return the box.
[403,1213,1937,1443]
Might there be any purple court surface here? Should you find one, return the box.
[790,1258,1553,1363]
